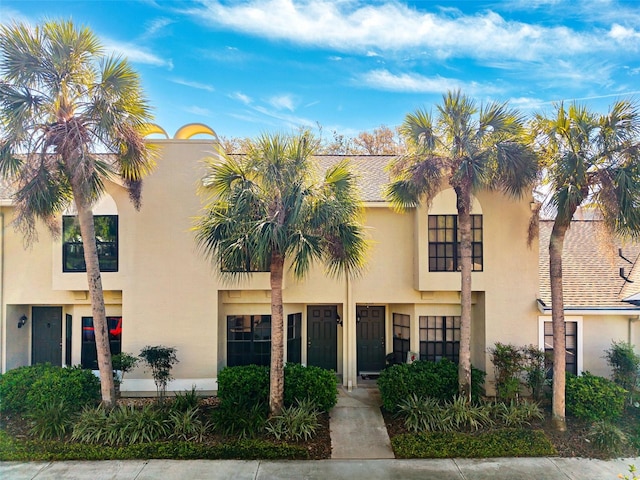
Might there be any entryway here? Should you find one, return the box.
[307,305,338,371]
[32,306,62,366]
[356,305,386,376]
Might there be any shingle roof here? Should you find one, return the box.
[538,220,640,310]
[314,155,394,202]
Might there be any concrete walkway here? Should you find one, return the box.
[2,457,639,479]
[329,384,394,459]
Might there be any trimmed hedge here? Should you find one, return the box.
[0,429,307,461]
[378,359,485,412]
[284,363,338,412]
[566,372,626,421]
[216,363,338,412]
[391,429,557,458]
[0,364,100,414]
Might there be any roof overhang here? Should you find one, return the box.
[536,298,640,316]
[623,293,640,306]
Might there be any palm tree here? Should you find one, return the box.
[386,90,538,400]
[530,100,640,431]
[194,132,367,415]
[0,20,155,407]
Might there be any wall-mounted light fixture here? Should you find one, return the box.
[336,314,342,326]
[18,314,27,329]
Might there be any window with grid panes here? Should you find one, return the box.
[392,313,410,364]
[419,315,460,362]
[544,321,577,376]
[428,215,483,272]
[227,315,271,367]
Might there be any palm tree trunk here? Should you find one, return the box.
[455,185,473,402]
[74,191,116,407]
[269,252,286,416]
[550,218,570,431]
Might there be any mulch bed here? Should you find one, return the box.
[382,407,640,459]
[1,396,333,460]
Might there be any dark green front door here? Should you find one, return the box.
[307,305,337,371]
[32,307,62,366]
[357,306,386,374]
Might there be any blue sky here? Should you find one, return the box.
[3,0,640,140]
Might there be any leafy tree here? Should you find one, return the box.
[530,100,640,430]
[0,20,155,406]
[353,125,403,155]
[194,132,367,415]
[139,345,179,403]
[386,90,537,400]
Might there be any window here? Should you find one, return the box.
[392,313,410,364]
[287,313,302,364]
[544,321,578,376]
[419,315,460,363]
[81,316,122,370]
[428,215,483,272]
[227,315,271,367]
[63,215,118,272]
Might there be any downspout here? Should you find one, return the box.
[629,316,640,345]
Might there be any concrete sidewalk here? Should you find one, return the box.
[1,457,639,480]
[330,384,394,459]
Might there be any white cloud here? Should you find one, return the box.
[186,0,627,61]
[268,94,296,111]
[141,17,175,39]
[357,69,497,95]
[184,105,212,117]
[230,92,252,105]
[1,7,31,26]
[170,78,215,92]
[609,24,640,42]
[104,39,173,69]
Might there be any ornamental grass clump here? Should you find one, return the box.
[396,394,446,433]
[266,398,320,441]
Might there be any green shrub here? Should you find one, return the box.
[171,386,201,412]
[566,372,626,421]
[168,407,210,442]
[71,406,110,444]
[0,433,308,461]
[491,400,544,427]
[378,359,485,412]
[0,364,100,414]
[139,346,179,403]
[217,364,337,412]
[521,345,549,401]
[391,429,557,458]
[266,398,320,441]
[587,420,627,457]
[441,395,493,432]
[396,394,445,432]
[217,365,270,408]
[27,366,100,413]
[73,404,169,446]
[489,343,524,401]
[0,364,59,413]
[27,399,74,440]
[605,341,640,404]
[284,363,337,412]
[211,399,268,438]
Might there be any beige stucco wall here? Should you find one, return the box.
[3,139,633,395]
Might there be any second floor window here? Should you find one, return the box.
[63,215,118,272]
[428,214,483,272]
